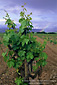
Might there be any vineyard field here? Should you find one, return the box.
[0,33,57,85]
[34,33,57,45]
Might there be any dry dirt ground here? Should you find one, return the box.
[0,36,57,85]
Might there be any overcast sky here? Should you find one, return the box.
[0,0,57,32]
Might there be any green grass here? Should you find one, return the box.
[34,33,57,44]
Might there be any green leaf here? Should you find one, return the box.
[42,61,47,66]
[33,65,38,71]
[21,5,24,7]
[21,20,26,27]
[5,21,8,25]
[19,18,25,23]
[40,52,48,60]
[20,11,24,17]
[2,52,7,57]
[7,19,12,23]
[27,59,30,62]
[17,57,20,60]
[15,77,24,85]
[30,12,32,15]
[25,39,29,44]
[21,35,25,39]
[22,39,29,46]
[15,62,20,68]
[21,57,25,60]
[27,52,34,60]
[3,34,10,42]
[4,55,9,62]
[29,17,32,20]
[30,25,33,28]
[8,51,14,56]
[22,41,25,46]
[26,20,30,26]
[17,42,20,45]
[24,8,27,11]
[18,50,25,57]
[7,24,12,28]
[29,27,32,30]
[44,53,48,60]
[19,28,24,33]
[36,59,42,66]
[14,60,23,69]
[19,61,23,66]
[7,59,15,68]
[25,44,31,51]
[13,47,19,50]
[24,3,26,5]
[27,14,30,17]
[13,23,16,27]
[35,57,40,61]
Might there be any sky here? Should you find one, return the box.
[0,0,57,32]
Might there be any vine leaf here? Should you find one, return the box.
[15,77,24,85]
[7,59,15,68]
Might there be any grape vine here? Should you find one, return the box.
[2,3,48,85]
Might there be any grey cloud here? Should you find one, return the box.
[1,0,57,11]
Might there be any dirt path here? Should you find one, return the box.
[0,36,57,85]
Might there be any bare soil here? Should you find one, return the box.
[0,36,57,85]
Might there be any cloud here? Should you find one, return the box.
[14,20,20,24]
[0,0,57,32]
[4,6,21,12]
[0,19,6,25]
[0,0,57,22]
[0,19,6,22]
[2,0,57,11]
[32,20,57,31]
